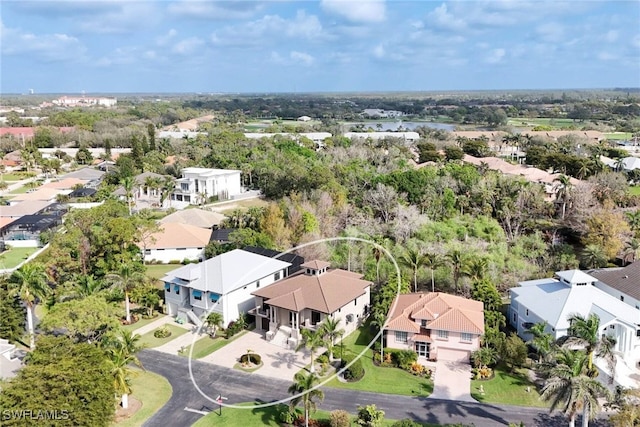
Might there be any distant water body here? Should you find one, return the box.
[359,121,455,131]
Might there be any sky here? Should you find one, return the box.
[1,0,639,94]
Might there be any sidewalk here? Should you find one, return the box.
[154,328,207,356]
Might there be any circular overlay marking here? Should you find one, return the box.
[186,236,403,410]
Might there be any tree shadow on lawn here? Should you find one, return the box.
[251,399,281,425]
[415,398,510,426]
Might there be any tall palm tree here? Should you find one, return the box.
[104,329,144,409]
[624,210,640,237]
[121,176,134,216]
[580,244,607,269]
[205,312,223,337]
[554,174,573,220]
[372,238,384,286]
[464,257,489,283]
[9,263,50,349]
[526,321,555,363]
[424,252,443,293]
[446,249,467,294]
[540,348,610,427]
[319,317,344,362]
[160,177,175,208]
[370,310,386,362]
[622,238,640,265]
[106,263,146,324]
[399,246,426,293]
[565,313,617,382]
[288,371,324,427]
[296,328,324,374]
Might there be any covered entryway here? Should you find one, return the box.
[437,348,470,363]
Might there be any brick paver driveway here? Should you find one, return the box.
[199,330,317,382]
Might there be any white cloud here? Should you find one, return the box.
[157,29,178,46]
[171,37,205,55]
[0,21,86,62]
[167,0,265,20]
[426,4,467,32]
[290,51,315,66]
[536,22,565,43]
[77,2,161,34]
[321,0,386,23]
[597,51,617,61]
[95,47,141,67]
[485,48,506,64]
[604,30,619,43]
[373,44,385,59]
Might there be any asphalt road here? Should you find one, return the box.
[139,350,610,427]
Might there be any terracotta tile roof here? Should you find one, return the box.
[142,223,212,249]
[0,217,16,229]
[159,208,226,229]
[386,293,484,335]
[412,333,432,342]
[41,178,86,190]
[301,260,331,270]
[253,266,371,314]
[11,188,66,202]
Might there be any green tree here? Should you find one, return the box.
[565,313,617,381]
[8,263,50,349]
[580,244,607,269]
[0,335,115,427]
[288,371,324,427]
[103,329,144,409]
[205,312,224,337]
[554,174,573,220]
[296,328,325,374]
[356,404,385,427]
[399,246,426,293]
[424,252,444,293]
[121,176,134,216]
[502,333,528,372]
[540,348,610,427]
[526,321,555,363]
[622,238,640,265]
[0,281,26,342]
[471,278,502,312]
[147,123,156,151]
[446,248,467,294]
[320,317,345,361]
[105,262,146,323]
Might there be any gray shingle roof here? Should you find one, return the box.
[590,261,640,300]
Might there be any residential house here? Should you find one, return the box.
[9,188,70,205]
[251,260,372,349]
[161,249,291,327]
[343,131,420,143]
[243,132,332,149]
[0,338,21,379]
[0,201,54,218]
[590,262,640,312]
[172,167,242,204]
[0,214,63,247]
[141,222,212,264]
[509,270,640,368]
[385,293,484,362]
[159,208,227,229]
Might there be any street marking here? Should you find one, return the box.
[184,407,210,415]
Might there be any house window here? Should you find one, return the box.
[311,311,321,325]
[395,331,408,343]
[354,298,357,306]
[210,293,220,302]
[256,280,260,288]
[145,249,151,254]
[177,248,186,251]
[636,329,640,337]
[274,272,281,281]
[620,296,625,302]
[174,285,180,295]
[526,309,529,316]
[421,319,427,328]
[437,330,449,340]
[193,290,202,301]
[461,333,473,342]
[164,283,171,293]
[181,183,189,191]
[513,312,517,323]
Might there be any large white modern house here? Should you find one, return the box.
[509,269,640,369]
[162,249,291,327]
[171,167,241,205]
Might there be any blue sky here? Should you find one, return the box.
[1,0,639,94]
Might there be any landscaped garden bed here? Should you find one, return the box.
[138,324,187,348]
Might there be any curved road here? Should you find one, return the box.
[139,350,609,427]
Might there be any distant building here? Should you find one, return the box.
[172,167,242,205]
[52,96,117,107]
[344,131,420,143]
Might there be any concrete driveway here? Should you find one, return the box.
[429,360,475,402]
[199,330,316,382]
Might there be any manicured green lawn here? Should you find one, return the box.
[470,364,547,407]
[192,402,448,426]
[1,173,34,181]
[180,330,248,359]
[112,369,172,427]
[325,326,433,397]
[629,186,640,196]
[145,264,181,287]
[122,314,166,333]
[507,117,579,128]
[0,247,38,269]
[138,324,188,349]
[604,132,633,140]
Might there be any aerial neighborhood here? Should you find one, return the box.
[1,90,639,427]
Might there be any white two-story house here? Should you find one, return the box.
[162,249,291,327]
[171,167,242,205]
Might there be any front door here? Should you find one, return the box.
[415,342,430,358]
[289,311,296,328]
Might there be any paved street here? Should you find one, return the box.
[138,350,610,427]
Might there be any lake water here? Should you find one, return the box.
[352,121,455,132]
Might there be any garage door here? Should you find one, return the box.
[437,348,470,363]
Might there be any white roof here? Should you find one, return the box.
[181,167,240,176]
[555,270,598,284]
[161,249,291,294]
[243,132,331,140]
[511,277,640,331]
[343,132,420,140]
[622,157,640,171]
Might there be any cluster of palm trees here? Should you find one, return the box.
[102,329,144,409]
[296,317,345,374]
[120,176,176,214]
[527,313,619,427]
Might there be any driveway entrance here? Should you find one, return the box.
[429,359,475,402]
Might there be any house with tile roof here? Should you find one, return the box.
[140,223,212,264]
[159,208,226,229]
[161,249,291,327]
[251,260,372,349]
[509,270,640,367]
[385,293,484,362]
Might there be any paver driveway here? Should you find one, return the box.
[429,359,475,402]
[199,330,318,382]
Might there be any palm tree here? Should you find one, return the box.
[526,321,555,363]
[206,312,223,337]
[399,246,426,293]
[580,244,607,269]
[319,317,344,362]
[288,371,324,427]
[446,249,467,294]
[160,177,175,208]
[464,257,489,283]
[370,310,386,362]
[622,238,640,265]
[104,329,144,409]
[565,313,617,382]
[106,263,146,324]
[624,210,640,237]
[554,174,573,220]
[9,263,50,349]
[121,176,134,216]
[296,328,324,374]
[372,238,384,286]
[423,252,443,292]
[540,348,610,427]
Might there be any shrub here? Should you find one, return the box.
[356,404,384,427]
[240,352,261,365]
[472,366,493,380]
[409,362,431,378]
[340,353,364,381]
[316,354,329,365]
[329,409,351,427]
[391,420,422,427]
[153,325,171,338]
[278,404,296,424]
[392,350,418,370]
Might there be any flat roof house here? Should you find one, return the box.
[161,249,291,327]
[385,293,484,362]
[251,260,372,349]
[172,167,241,205]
